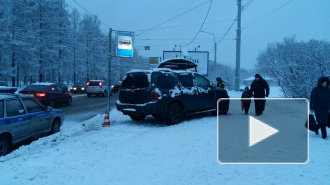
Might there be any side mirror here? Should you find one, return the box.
[210,82,216,88]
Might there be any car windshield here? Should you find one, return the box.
[24,85,48,91]
[121,73,149,89]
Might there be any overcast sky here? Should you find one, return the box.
[66,0,330,70]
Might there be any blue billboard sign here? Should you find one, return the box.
[116,31,134,57]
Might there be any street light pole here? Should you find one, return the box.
[108,28,112,118]
[201,30,217,64]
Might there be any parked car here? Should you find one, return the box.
[86,80,111,97]
[116,59,230,125]
[0,87,64,156]
[19,83,72,108]
[70,83,87,94]
[111,81,122,93]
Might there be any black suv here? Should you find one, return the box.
[116,67,230,125]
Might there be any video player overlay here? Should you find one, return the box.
[218,98,308,164]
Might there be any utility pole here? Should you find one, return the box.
[107,28,112,118]
[201,30,217,64]
[235,0,242,91]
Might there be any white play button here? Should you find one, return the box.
[249,116,279,147]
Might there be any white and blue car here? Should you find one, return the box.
[0,87,64,156]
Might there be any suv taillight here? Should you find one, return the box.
[87,82,90,86]
[151,91,158,101]
[99,82,103,88]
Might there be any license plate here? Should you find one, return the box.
[27,94,34,97]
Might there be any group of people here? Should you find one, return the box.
[216,74,270,116]
[240,74,270,116]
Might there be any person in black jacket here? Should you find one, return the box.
[241,86,252,115]
[250,74,270,116]
[310,77,330,139]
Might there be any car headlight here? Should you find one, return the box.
[73,87,77,90]
[81,88,85,90]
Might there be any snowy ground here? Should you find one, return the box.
[1,86,329,185]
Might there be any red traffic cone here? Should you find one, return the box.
[102,111,111,127]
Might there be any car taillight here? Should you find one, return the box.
[36,93,46,97]
[151,91,158,101]
[87,82,90,86]
[99,82,102,88]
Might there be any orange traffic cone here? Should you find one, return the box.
[102,111,111,127]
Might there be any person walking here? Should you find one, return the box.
[310,77,330,139]
[241,86,251,115]
[216,77,226,89]
[250,74,270,116]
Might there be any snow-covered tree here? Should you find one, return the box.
[256,36,330,98]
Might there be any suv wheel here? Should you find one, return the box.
[129,114,147,121]
[166,102,183,125]
[219,100,229,115]
[0,135,10,157]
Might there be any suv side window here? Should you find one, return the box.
[156,74,175,89]
[0,100,4,118]
[22,98,43,113]
[6,99,25,117]
[194,74,210,88]
[178,73,194,88]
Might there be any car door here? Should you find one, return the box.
[4,99,31,142]
[22,98,50,136]
[194,74,214,109]
[177,72,198,111]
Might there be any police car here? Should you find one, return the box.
[0,87,64,156]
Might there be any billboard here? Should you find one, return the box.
[116,31,134,57]
[163,51,209,76]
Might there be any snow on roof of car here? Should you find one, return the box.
[31,83,55,86]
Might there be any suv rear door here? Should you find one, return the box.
[194,74,215,109]
[119,72,151,104]
[176,72,198,111]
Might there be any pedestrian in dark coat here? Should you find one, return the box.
[250,74,270,116]
[310,77,330,139]
[241,86,251,115]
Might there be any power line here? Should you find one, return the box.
[216,16,237,45]
[134,19,235,32]
[136,0,212,37]
[182,0,213,47]
[242,0,256,12]
[243,0,294,29]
